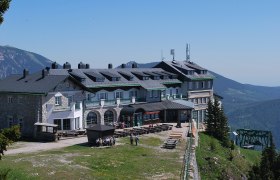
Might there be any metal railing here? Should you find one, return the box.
[181,135,194,180]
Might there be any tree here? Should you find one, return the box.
[0,0,11,25]
[205,98,230,147]
[0,125,20,159]
[248,137,280,180]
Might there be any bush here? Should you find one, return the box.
[210,140,216,151]
[0,168,11,180]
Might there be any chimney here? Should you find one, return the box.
[121,64,126,68]
[108,63,113,69]
[23,69,29,78]
[78,62,86,69]
[41,69,47,78]
[86,64,90,69]
[51,62,58,69]
[132,63,138,68]
[63,62,71,69]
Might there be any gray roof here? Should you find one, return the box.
[0,67,182,94]
[0,71,69,94]
[162,61,214,80]
[49,68,181,90]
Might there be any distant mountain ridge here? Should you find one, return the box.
[0,45,54,78]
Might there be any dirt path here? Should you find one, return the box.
[6,136,88,155]
[6,123,190,155]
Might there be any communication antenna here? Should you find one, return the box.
[170,49,175,61]
[186,43,190,62]
[161,49,165,61]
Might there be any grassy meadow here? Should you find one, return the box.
[0,134,186,180]
[196,132,261,179]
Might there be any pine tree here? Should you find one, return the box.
[205,98,230,147]
[205,99,214,136]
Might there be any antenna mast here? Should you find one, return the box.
[170,49,175,61]
[186,43,190,62]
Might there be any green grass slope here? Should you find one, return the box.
[0,135,186,179]
[196,133,261,179]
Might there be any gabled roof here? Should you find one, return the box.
[0,71,69,94]
[0,66,183,94]
[156,61,214,80]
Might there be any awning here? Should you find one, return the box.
[120,106,135,115]
[34,122,58,127]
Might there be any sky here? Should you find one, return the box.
[1,0,280,86]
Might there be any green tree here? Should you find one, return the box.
[0,0,11,24]
[205,98,230,147]
[248,136,280,180]
[0,125,20,159]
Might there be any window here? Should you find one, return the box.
[154,90,158,98]
[104,110,114,126]
[63,119,71,130]
[115,91,123,99]
[75,117,80,129]
[129,91,137,98]
[8,117,13,127]
[68,95,73,106]
[208,81,211,88]
[18,96,23,104]
[54,119,61,130]
[202,97,206,104]
[149,91,153,98]
[55,96,62,106]
[99,92,108,100]
[201,81,205,89]
[189,82,193,90]
[155,113,159,119]
[176,88,179,95]
[169,89,173,96]
[18,118,23,131]
[87,112,98,126]
[7,96,13,103]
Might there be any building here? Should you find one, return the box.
[0,62,195,139]
[155,60,214,127]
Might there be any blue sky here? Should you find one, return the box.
[1,1,280,86]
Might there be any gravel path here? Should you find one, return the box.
[6,136,88,155]
[6,123,190,155]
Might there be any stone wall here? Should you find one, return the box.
[0,93,43,138]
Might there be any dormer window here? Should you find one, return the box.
[7,96,13,103]
[55,96,62,106]
[115,91,123,99]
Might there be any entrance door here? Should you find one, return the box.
[134,112,143,126]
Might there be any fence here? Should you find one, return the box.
[181,135,195,180]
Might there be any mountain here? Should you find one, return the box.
[227,99,280,147]
[211,71,280,113]
[0,45,54,78]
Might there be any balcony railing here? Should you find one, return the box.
[85,97,145,108]
[52,102,82,112]
[161,94,187,100]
